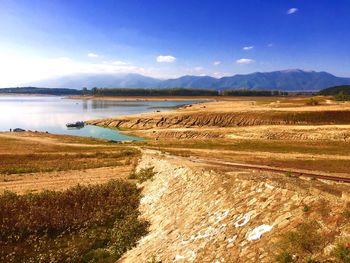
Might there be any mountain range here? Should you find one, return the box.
[26,69,350,91]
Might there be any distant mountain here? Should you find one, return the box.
[28,73,161,89]
[157,75,217,89]
[215,69,350,91]
[23,69,350,91]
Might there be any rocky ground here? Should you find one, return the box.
[119,149,350,262]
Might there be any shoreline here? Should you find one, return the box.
[66,95,221,101]
[66,95,298,101]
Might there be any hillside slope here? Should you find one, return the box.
[119,150,350,262]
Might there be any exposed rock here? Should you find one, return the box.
[87,110,350,130]
[118,150,349,262]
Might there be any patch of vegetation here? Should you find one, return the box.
[319,85,350,96]
[333,243,350,263]
[335,91,350,101]
[305,97,320,106]
[0,87,81,95]
[221,89,288,96]
[0,180,149,262]
[303,204,311,213]
[275,250,293,263]
[91,87,219,96]
[0,149,139,175]
[87,87,289,97]
[272,221,331,262]
[343,209,350,219]
[129,167,156,183]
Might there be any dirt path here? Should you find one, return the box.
[155,146,350,161]
[189,157,350,183]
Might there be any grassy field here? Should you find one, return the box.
[0,150,137,175]
[0,132,140,193]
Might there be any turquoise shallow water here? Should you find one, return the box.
[0,96,203,141]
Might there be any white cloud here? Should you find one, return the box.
[287,8,298,15]
[267,43,274,47]
[213,61,221,66]
[236,58,255,64]
[156,55,176,63]
[243,46,254,50]
[87,53,99,58]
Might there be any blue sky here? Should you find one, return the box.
[0,0,349,86]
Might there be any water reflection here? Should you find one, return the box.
[0,96,203,141]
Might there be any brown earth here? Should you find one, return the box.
[123,125,350,141]
[0,132,139,194]
[87,98,350,130]
[119,149,350,262]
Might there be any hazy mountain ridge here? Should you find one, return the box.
[24,69,350,91]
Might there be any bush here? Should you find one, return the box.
[303,204,311,213]
[335,92,350,101]
[306,98,320,106]
[272,221,325,262]
[0,180,149,262]
[343,209,350,219]
[129,167,156,183]
[333,243,350,263]
[275,251,293,263]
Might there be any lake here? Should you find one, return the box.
[0,96,202,141]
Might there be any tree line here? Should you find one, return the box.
[86,87,289,97]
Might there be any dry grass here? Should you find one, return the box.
[0,150,137,175]
[147,138,350,174]
[0,133,141,193]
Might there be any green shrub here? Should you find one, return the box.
[129,167,156,183]
[343,209,350,219]
[333,243,350,263]
[335,91,350,101]
[0,180,149,262]
[272,221,325,262]
[303,205,311,213]
[275,250,293,263]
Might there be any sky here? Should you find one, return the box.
[0,0,350,87]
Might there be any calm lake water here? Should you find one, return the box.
[0,96,202,141]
